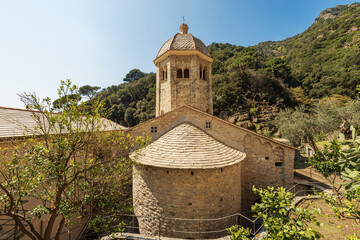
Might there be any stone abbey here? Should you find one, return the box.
[127,23,296,238]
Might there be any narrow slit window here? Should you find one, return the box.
[177,69,183,78]
[200,68,202,79]
[275,162,283,167]
[151,126,158,133]
[165,71,168,79]
[162,71,165,80]
[203,70,206,80]
[184,69,190,78]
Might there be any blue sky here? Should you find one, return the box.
[0,0,356,108]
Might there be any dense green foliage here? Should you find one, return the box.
[227,187,322,240]
[209,44,295,116]
[97,71,156,127]
[256,3,360,98]
[274,101,344,150]
[307,126,360,221]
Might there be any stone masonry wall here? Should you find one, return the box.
[156,54,213,116]
[133,163,241,238]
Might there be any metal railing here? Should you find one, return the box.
[98,181,328,239]
[287,180,329,197]
[95,211,265,240]
[0,181,327,240]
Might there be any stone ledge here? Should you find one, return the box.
[101,232,231,240]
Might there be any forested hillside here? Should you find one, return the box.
[94,3,360,128]
[97,69,156,126]
[256,3,360,98]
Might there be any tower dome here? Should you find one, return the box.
[154,24,214,116]
[155,24,211,60]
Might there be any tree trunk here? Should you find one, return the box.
[307,136,319,153]
[43,214,58,240]
[54,218,65,240]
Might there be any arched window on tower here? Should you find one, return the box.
[162,67,167,80]
[184,69,189,78]
[177,69,183,78]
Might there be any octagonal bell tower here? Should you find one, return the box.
[154,23,214,116]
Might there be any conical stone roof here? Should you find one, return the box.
[155,24,211,59]
[132,122,246,169]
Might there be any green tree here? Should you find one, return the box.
[290,87,313,106]
[228,187,322,240]
[0,80,144,240]
[253,187,322,240]
[52,93,81,109]
[79,85,101,100]
[308,127,360,220]
[123,69,146,82]
[308,140,342,198]
[274,102,341,151]
[341,100,360,132]
[227,225,252,240]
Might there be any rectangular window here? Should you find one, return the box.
[275,162,283,167]
[151,126,158,133]
[205,121,211,129]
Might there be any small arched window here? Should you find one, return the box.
[184,69,189,78]
[162,71,165,80]
[199,68,202,79]
[165,71,167,79]
[203,69,206,80]
[177,69,183,78]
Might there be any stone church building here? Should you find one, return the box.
[126,23,296,238]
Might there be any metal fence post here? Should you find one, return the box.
[253,220,256,236]
[158,216,161,240]
[198,219,201,239]
[14,221,18,240]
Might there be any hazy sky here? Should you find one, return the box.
[0,0,356,109]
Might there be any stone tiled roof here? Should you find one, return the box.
[0,107,126,139]
[156,33,211,59]
[132,122,246,169]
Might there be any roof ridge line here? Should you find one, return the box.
[189,33,197,49]
[0,106,39,113]
[169,33,179,50]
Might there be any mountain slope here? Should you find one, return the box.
[97,3,360,128]
[255,3,360,98]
